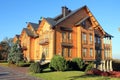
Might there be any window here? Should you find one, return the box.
[104,50,107,59]
[98,50,101,57]
[68,32,72,40]
[95,37,97,43]
[62,47,67,57]
[82,48,87,57]
[62,47,72,57]
[90,48,93,57]
[68,48,72,57]
[108,49,110,58]
[42,47,49,57]
[90,34,93,44]
[81,21,86,28]
[82,33,87,44]
[45,48,48,57]
[62,32,66,42]
[97,37,101,44]
[62,47,65,57]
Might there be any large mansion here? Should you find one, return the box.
[13,5,113,71]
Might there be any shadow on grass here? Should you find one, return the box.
[42,70,53,73]
[68,74,111,80]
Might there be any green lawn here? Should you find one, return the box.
[0,62,9,67]
[30,69,120,80]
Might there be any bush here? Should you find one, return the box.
[85,62,94,72]
[49,55,67,71]
[71,58,85,70]
[66,60,73,70]
[112,59,120,71]
[29,62,42,73]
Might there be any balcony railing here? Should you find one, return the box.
[61,39,73,47]
[22,46,27,50]
[62,39,73,43]
[39,38,49,45]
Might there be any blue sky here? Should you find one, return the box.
[0,0,120,59]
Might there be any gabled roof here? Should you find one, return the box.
[28,22,39,31]
[105,32,113,38]
[42,6,87,28]
[15,34,20,39]
[45,18,56,27]
[75,16,90,26]
[23,28,38,38]
[55,5,87,25]
[39,5,111,38]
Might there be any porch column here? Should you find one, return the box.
[106,60,109,72]
[109,60,113,71]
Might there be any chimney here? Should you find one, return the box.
[62,6,70,17]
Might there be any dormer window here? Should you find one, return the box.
[81,21,86,28]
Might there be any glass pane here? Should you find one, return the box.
[90,48,93,57]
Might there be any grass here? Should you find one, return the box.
[0,63,119,80]
[30,69,120,80]
[0,62,9,67]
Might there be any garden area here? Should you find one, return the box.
[1,39,120,80]
[28,55,120,80]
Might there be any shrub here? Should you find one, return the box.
[66,60,73,70]
[85,62,94,72]
[91,68,102,75]
[112,59,120,71]
[71,58,85,70]
[29,62,42,73]
[49,55,67,71]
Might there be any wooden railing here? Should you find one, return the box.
[39,38,49,45]
[22,46,27,50]
[62,39,73,43]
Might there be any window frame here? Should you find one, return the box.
[90,34,93,44]
[82,32,87,44]
[90,48,93,57]
[82,48,87,57]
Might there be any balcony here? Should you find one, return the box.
[39,38,49,45]
[61,39,73,47]
[22,46,27,50]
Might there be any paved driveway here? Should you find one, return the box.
[0,66,41,80]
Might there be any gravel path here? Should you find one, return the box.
[0,66,41,80]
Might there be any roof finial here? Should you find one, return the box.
[40,17,44,20]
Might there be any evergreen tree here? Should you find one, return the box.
[8,40,23,64]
